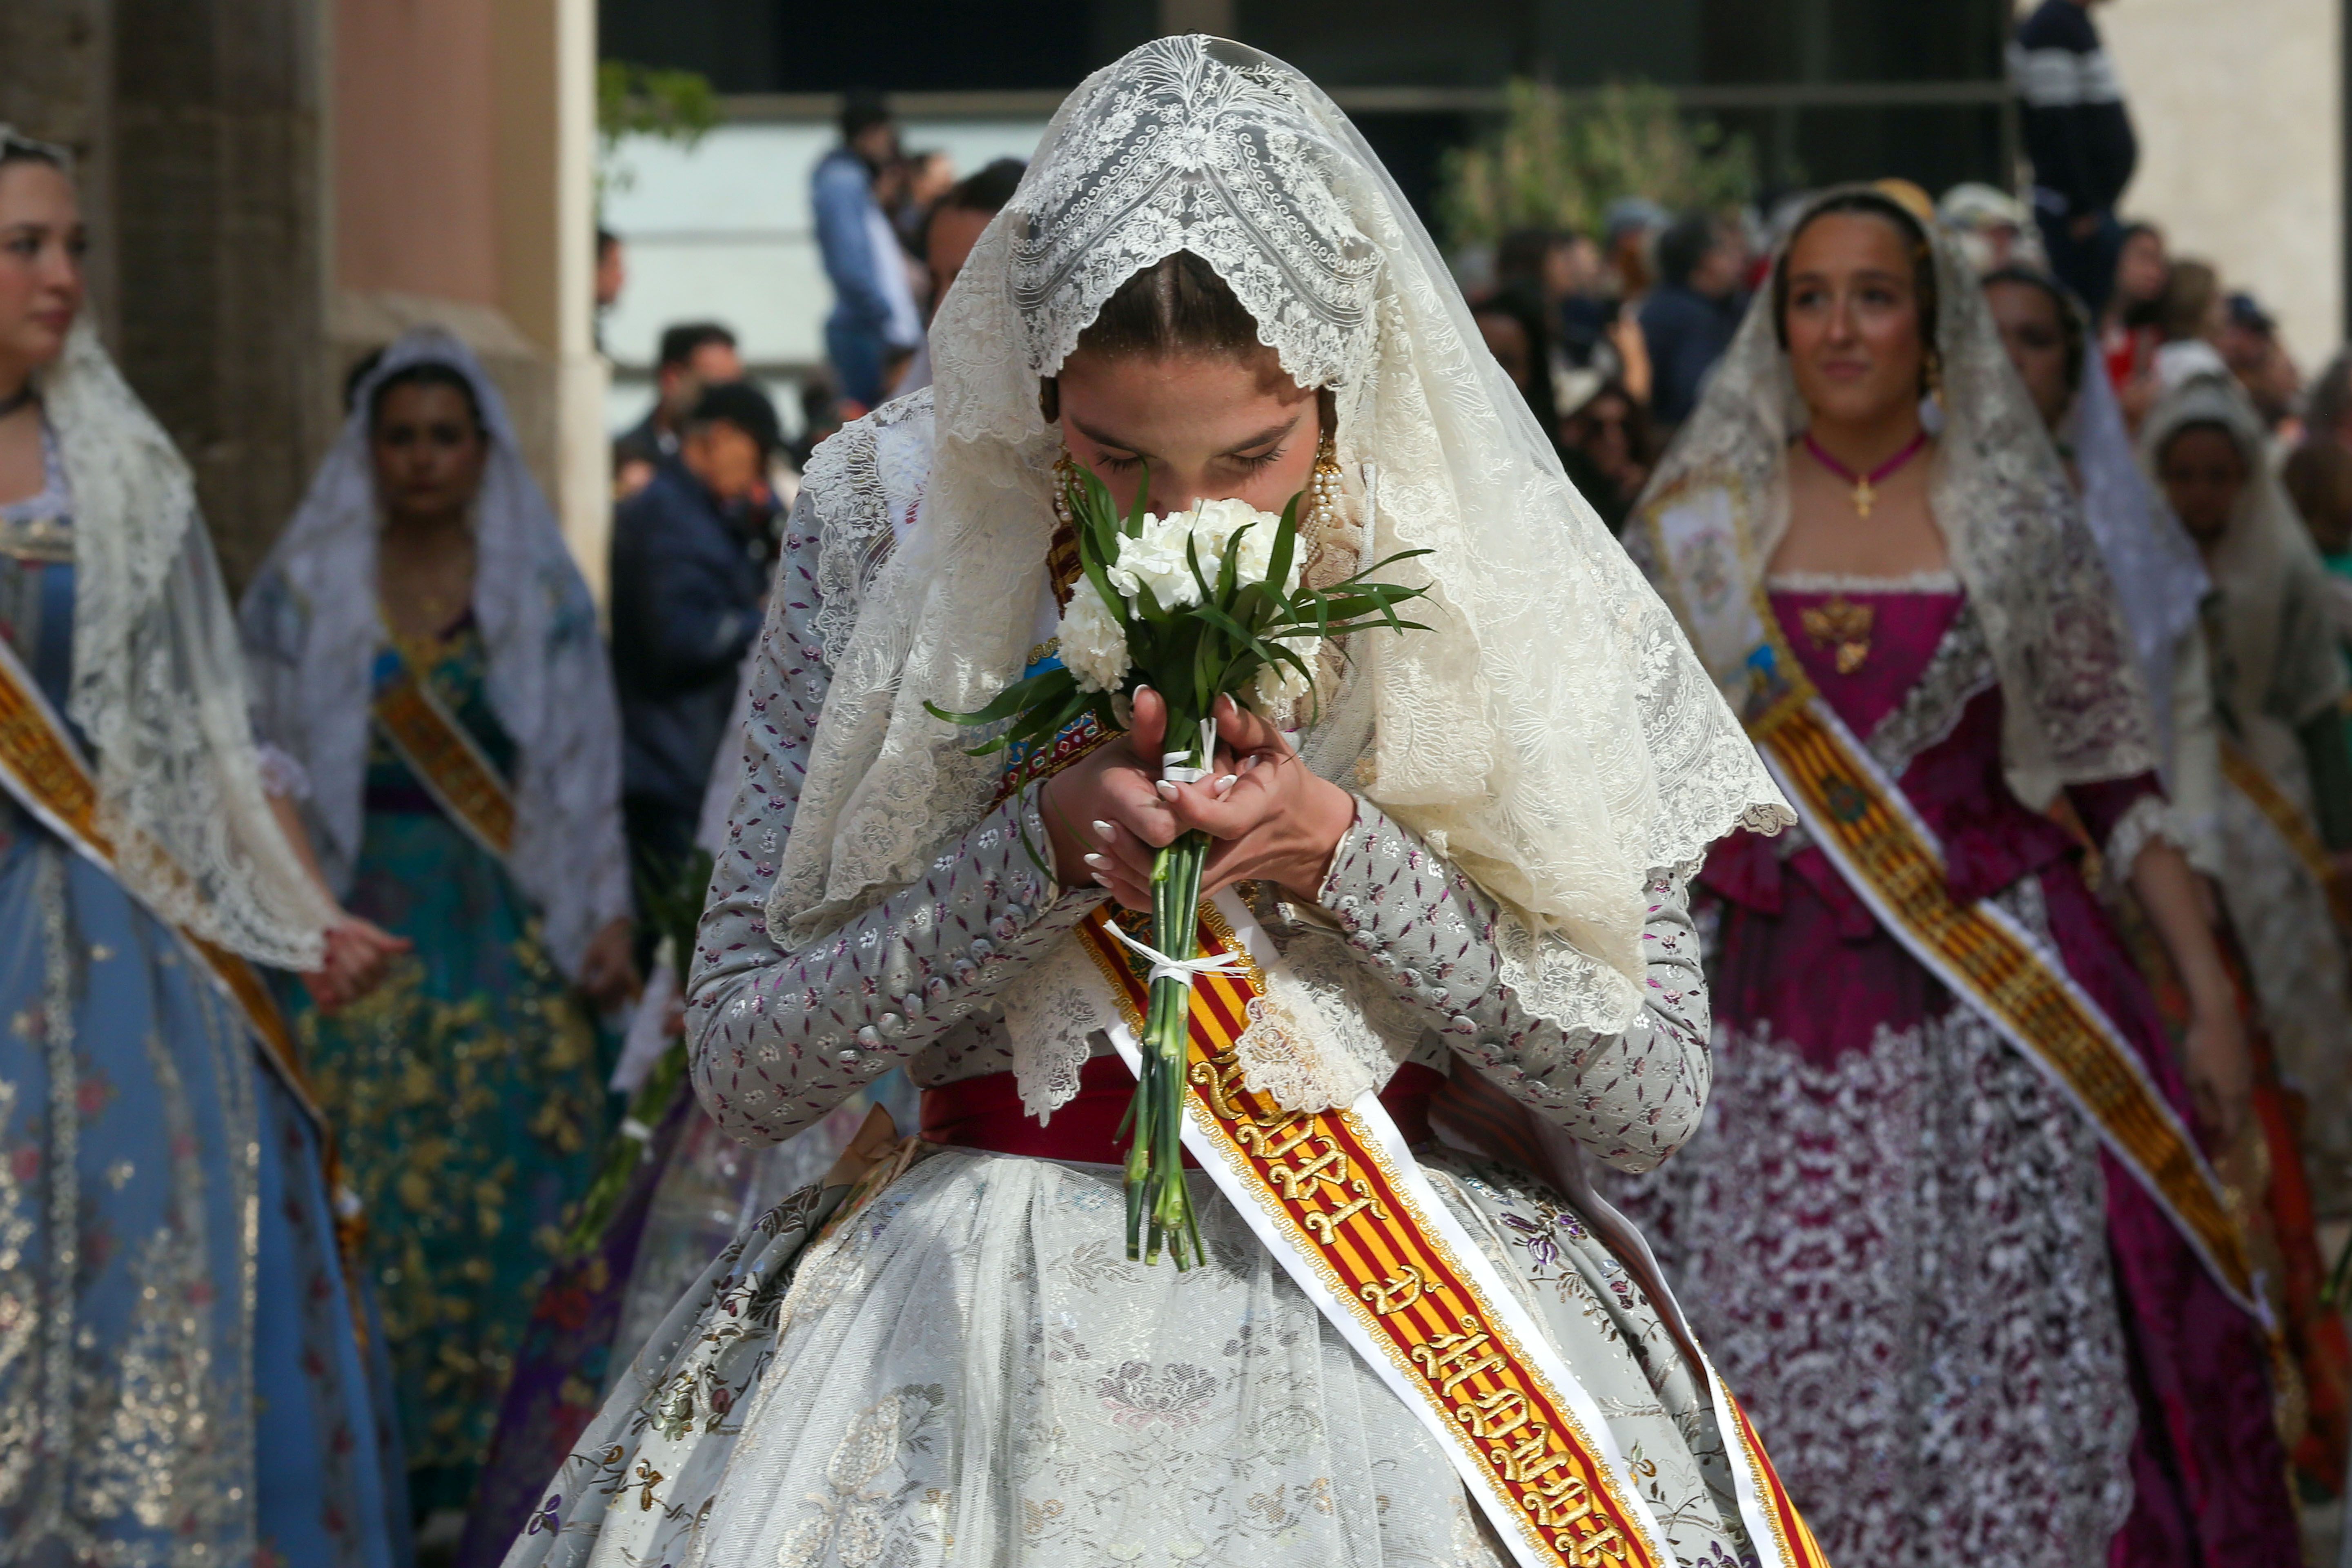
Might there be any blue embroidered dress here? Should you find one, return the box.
[0,427,405,1568]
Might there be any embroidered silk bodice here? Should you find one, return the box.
[0,423,78,718]
[1704,576,2165,941]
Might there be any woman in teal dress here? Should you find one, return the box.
[241,329,636,1527]
[0,129,410,1568]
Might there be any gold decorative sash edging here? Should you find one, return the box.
[372,657,516,861]
[1754,696,2257,1314]
[2219,738,2352,931]
[0,636,376,1272]
[1071,893,1832,1568]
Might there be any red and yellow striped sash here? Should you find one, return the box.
[1072,899,1831,1568]
[1757,698,2255,1310]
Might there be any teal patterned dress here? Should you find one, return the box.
[284,619,611,1519]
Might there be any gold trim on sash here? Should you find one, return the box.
[372,654,516,862]
[1071,902,1832,1568]
[0,637,366,1262]
[1755,695,2257,1311]
[2218,737,2352,931]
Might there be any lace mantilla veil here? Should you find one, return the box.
[29,320,338,968]
[240,328,629,979]
[765,35,1788,1036]
[1629,186,2160,794]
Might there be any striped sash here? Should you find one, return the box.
[1070,893,1832,1568]
[372,652,515,861]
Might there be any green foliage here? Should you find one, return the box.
[597,61,720,199]
[1440,79,1758,247]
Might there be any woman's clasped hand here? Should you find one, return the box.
[1042,686,1357,910]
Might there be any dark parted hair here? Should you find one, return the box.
[1980,263,2089,401]
[1771,189,1941,380]
[1470,285,1565,455]
[368,360,486,434]
[657,321,737,372]
[1041,251,1273,421]
[686,380,783,455]
[941,157,1025,217]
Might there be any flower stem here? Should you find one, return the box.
[1127,825,1209,1268]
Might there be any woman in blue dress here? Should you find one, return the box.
[241,329,635,1530]
[0,129,410,1566]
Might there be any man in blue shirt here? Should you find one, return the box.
[1639,213,1746,431]
[609,381,784,880]
[812,91,915,410]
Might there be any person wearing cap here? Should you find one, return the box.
[609,380,787,880]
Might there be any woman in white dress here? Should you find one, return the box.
[501,37,1815,1568]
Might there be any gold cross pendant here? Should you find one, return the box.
[1851,477,1876,519]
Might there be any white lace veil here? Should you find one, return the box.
[768,35,1788,1032]
[34,316,341,967]
[1630,185,2160,793]
[240,327,629,978]
[2062,329,2208,762]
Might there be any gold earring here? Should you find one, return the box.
[1052,448,1082,531]
[1307,427,1342,541]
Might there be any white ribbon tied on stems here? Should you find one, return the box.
[1100,916,1252,989]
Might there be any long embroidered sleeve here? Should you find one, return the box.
[685,511,1107,1147]
[1316,800,1711,1173]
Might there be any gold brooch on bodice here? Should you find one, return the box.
[1800,594,1874,675]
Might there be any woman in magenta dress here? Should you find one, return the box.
[1621,187,2296,1565]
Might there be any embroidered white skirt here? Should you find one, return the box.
[501,1145,1749,1568]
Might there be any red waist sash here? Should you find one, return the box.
[921,1055,1443,1164]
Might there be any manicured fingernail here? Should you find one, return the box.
[1083,853,1107,868]
[1092,819,1116,841]
[1091,871,1111,887]
[1214,774,1237,796]
[1155,780,1179,799]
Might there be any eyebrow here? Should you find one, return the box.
[1069,412,1301,459]
[1787,266,1908,288]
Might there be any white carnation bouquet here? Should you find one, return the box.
[933,464,1429,1267]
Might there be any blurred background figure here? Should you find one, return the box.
[609,378,784,884]
[2101,222,2170,431]
[1558,376,1656,534]
[812,91,919,412]
[612,321,741,497]
[594,227,626,347]
[899,155,1023,395]
[2219,291,2305,437]
[2285,437,2352,648]
[1639,209,1746,430]
[2012,0,2140,313]
[1939,181,2040,275]
[1601,195,1668,309]
[242,327,635,1539]
[2144,376,2352,1213]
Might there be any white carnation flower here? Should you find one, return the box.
[1056,574,1131,693]
[1106,511,1202,610]
[1250,631,1320,709]
[1187,496,1295,590]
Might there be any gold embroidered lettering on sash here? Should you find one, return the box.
[1361,1264,1426,1316]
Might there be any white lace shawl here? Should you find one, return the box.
[1628,186,2161,796]
[2063,356,2208,766]
[764,35,1788,1038]
[37,318,338,968]
[238,328,629,979]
